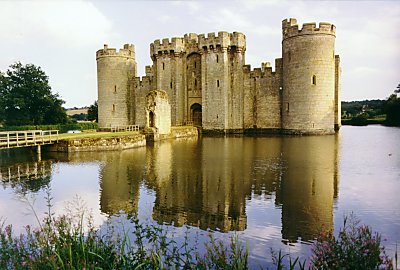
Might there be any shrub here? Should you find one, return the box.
[0,122,98,133]
[311,215,393,270]
[348,113,369,126]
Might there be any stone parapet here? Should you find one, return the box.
[282,18,336,40]
[49,134,146,152]
[150,37,185,56]
[198,31,246,51]
[96,44,135,59]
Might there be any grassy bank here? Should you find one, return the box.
[342,117,386,126]
[57,130,141,140]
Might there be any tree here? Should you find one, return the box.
[384,91,400,126]
[87,100,98,122]
[395,83,400,94]
[0,62,67,126]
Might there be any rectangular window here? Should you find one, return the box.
[286,102,289,112]
[216,55,219,63]
[170,81,172,89]
[312,75,316,85]
[114,85,117,93]
[112,104,116,112]
[162,63,165,70]
[217,80,220,87]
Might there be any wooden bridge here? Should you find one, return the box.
[0,130,59,150]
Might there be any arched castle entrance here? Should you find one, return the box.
[186,53,202,126]
[190,103,202,126]
[149,111,154,127]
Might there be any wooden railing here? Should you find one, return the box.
[110,125,140,132]
[175,121,194,126]
[0,130,59,149]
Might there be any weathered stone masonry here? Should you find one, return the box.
[96,18,341,135]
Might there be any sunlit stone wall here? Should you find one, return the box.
[282,19,338,134]
[145,90,171,135]
[96,44,137,128]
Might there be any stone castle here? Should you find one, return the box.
[96,18,341,135]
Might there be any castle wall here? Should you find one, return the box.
[145,90,171,135]
[96,44,137,128]
[134,76,153,128]
[243,60,282,131]
[282,19,337,134]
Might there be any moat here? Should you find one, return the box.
[0,125,399,267]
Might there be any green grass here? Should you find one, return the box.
[58,131,141,140]
[171,125,197,130]
[341,117,386,126]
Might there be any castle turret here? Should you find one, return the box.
[281,18,339,134]
[96,44,137,129]
[199,31,246,133]
[150,38,186,125]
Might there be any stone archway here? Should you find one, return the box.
[149,111,155,127]
[190,103,202,126]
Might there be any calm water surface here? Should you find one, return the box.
[0,125,399,267]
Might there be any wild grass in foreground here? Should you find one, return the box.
[0,198,396,269]
[0,208,248,269]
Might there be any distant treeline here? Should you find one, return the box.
[341,100,385,118]
[341,96,399,126]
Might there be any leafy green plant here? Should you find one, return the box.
[311,215,393,270]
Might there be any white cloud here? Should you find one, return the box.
[239,0,282,10]
[0,0,114,48]
[0,0,117,107]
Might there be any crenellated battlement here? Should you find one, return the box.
[230,32,246,50]
[145,65,153,77]
[282,18,336,40]
[246,59,282,79]
[150,37,185,56]
[184,33,199,44]
[134,76,153,88]
[198,31,246,51]
[96,44,135,59]
[149,31,246,57]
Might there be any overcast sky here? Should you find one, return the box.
[1,0,399,108]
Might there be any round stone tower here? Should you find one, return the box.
[96,44,137,129]
[282,18,337,134]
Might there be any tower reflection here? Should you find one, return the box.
[99,148,146,215]
[276,135,339,242]
[95,135,339,238]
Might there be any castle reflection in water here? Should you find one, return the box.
[96,135,339,241]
